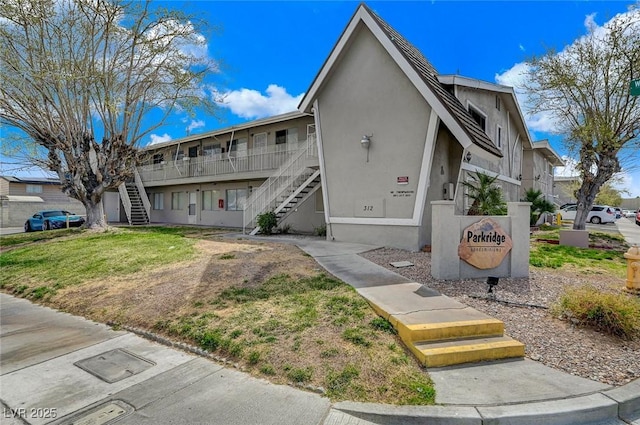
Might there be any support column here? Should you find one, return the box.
[508,202,531,278]
[431,201,458,280]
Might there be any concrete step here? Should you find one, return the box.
[412,335,525,368]
[395,318,504,342]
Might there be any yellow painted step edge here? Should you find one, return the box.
[411,340,525,368]
[393,318,505,342]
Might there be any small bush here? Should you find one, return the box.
[278,224,292,234]
[260,364,275,375]
[314,224,326,237]
[256,211,278,235]
[287,367,313,383]
[552,286,640,339]
[370,317,396,334]
[247,350,261,365]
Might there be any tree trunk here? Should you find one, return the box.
[84,198,107,230]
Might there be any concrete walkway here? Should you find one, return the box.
[617,217,640,246]
[1,236,638,424]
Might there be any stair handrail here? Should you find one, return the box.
[243,145,309,232]
[118,183,133,225]
[134,169,151,221]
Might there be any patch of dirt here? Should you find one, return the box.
[53,239,322,328]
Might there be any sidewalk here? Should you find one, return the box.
[1,236,639,425]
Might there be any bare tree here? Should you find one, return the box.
[524,8,640,230]
[0,0,220,229]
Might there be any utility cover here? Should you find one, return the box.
[58,400,134,425]
[390,261,414,268]
[74,349,155,383]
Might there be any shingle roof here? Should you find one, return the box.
[363,4,502,158]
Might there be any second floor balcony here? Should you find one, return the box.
[138,137,318,185]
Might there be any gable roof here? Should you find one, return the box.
[437,75,533,150]
[299,3,502,158]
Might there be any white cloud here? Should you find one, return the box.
[554,156,580,178]
[149,133,172,145]
[495,8,640,134]
[219,84,304,119]
[186,119,205,133]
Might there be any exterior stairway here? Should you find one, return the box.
[118,169,150,226]
[124,182,149,225]
[243,141,319,235]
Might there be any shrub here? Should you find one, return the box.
[256,211,278,235]
[314,224,327,236]
[552,286,640,339]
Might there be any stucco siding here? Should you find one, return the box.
[330,223,420,251]
[317,24,432,225]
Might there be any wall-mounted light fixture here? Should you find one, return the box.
[535,174,541,181]
[360,134,372,162]
[440,165,445,175]
[517,174,522,181]
[360,134,372,149]
[464,151,472,163]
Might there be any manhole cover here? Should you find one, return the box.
[74,349,155,383]
[57,400,134,425]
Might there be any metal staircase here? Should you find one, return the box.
[243,137,319,235]
[118,169,150,225]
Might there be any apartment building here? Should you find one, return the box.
[114,3,562,249]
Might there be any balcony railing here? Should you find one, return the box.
[138,138,317,183]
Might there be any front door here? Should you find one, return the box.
[188,192,197,224]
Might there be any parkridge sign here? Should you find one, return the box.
[458,218,513,269]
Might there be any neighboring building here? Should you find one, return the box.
[0,176,84,228]
[523,140,565,204]
[553,176,580,207]
[111,3,561,250]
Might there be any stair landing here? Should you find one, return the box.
[357,282,524,368]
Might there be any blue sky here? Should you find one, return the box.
[2,0,639,197]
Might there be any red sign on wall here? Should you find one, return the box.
[397,176,409,185]
[218,199,224,209]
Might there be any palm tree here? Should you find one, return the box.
[462,171,507,215]
[522,188,555,226]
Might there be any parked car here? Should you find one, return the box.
[623,209,636,218]
[24,210,85,232]
[558,204,616,224]
[636,209,640,226]
[614,207,622,219]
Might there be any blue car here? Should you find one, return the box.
[24,210,85,232]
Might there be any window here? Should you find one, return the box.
[26,184,42,194]
[253,133,267,151]
[315,189,324,213]
[171,192,184,210]
[495,95,501,111]
[202,190,219,211]
[496,125,502,149]
[226,188,247,211]
[152,153,164,164]
[173,149,184,160]
[468,104,486,131]
[227,138,248,157]
[203,143,222,158]
[275,128,298,145]
[153,193,164,210]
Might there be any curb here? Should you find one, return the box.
[332,381,640,424]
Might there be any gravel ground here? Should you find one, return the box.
[360,247,640,387]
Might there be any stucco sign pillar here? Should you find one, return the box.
[431,201,530,280]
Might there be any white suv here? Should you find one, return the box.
[559,204,616,224]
